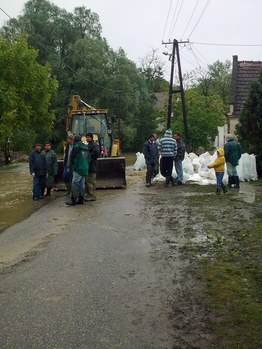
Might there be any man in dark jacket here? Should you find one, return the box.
[29,143,47,201]
[174,132,186,185]
[224,134,242,188]
[63,134,74,195]
[41,142,58,196]
[142,134,159,187]
[66,136,90,206]
[85,133,100,201]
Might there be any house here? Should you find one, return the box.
[228,55,262,135]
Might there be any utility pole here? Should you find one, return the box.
[163,39,191,151]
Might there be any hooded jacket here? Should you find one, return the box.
[224,138,242,166]
[71,141,90,176]
[159,129,177,158]
[208,148,225,172]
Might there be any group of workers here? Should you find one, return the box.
[142,129,186,188]
[143,130,242,194]
[29,142,58,201]
[29,130,242,202]
[29,133,99,205]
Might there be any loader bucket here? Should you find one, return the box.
[96,157,126,189]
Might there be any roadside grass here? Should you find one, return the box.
[0,163,21,171]
[184,185,262,348]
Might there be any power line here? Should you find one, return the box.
[187,0,212,38]
[191,45,210,65]
[162,0,173,42]
[188,45,208,75]
[168,0,184,40]
[180,0,200,39]
[190,41,262,47]
[0,7,123,94]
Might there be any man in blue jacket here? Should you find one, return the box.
[29,143,47,200]
[142,134,159,187]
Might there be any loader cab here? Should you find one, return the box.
[68,111,112,157]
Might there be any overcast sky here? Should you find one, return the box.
[1,0,262,79]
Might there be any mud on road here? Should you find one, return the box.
[0,164,262,348]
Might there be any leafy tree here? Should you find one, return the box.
[236,70,262,174]
[0,35,58,151]
[139,49,169,93]
[184,60,231,106]
[0,0,163,151]
[172,90,226,150]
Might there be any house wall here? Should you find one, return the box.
[214,124,228,148]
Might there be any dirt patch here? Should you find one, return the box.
[141,181,262,348]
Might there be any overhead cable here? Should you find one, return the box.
[169,0,184,40]
[187,0,212,38]
[190,41,262,47]
[162,0,173,42]
[180,0,200,39]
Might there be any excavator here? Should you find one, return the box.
[55,95,126,189]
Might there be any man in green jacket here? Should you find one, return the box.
[224,134,242,188]
[66,136,90,206]
[41,142,58,196]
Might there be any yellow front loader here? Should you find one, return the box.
[55,95,126,189]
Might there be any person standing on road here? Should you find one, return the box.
[208,148,227,195]
[84,133,100,201]
[142,134,158,187]
[63,134,74,195]
[224,134,242,188]
[41,142,58,197]
[65,136,90,206]
[152,133,160,177]
[174,132,186,185]
[159,129,177,187]
[29,143,47,201]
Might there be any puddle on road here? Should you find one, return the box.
[238,182,257,204]
[0,164,49,232]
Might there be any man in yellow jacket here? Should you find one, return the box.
[208,148,227,195]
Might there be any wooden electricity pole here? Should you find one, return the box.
[163,39,191,151]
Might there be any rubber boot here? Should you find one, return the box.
[45,187,51,196]
[234,176,240,188]
[222,185,227,194]
[65,196,76,206]
[228,176,233,188]
[41,187,45,197]
[76,195,84,205]
[216,188,221,195]
[170,177,175,187]
[165,177,170,187]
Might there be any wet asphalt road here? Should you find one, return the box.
[0,172,174,349]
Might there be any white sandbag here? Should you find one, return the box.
[188,152,199,160]
[154,172,165,182]
[192,157,201,172]
[183,157,194,175]
[133,152,146,171]
[199,152,212,167]
[238,153,257,181]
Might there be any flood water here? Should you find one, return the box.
[0,153,137,233]
[0,163,47,232]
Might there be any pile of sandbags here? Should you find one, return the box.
[133,151,257,185]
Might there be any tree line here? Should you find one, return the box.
[0,0,259,162]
